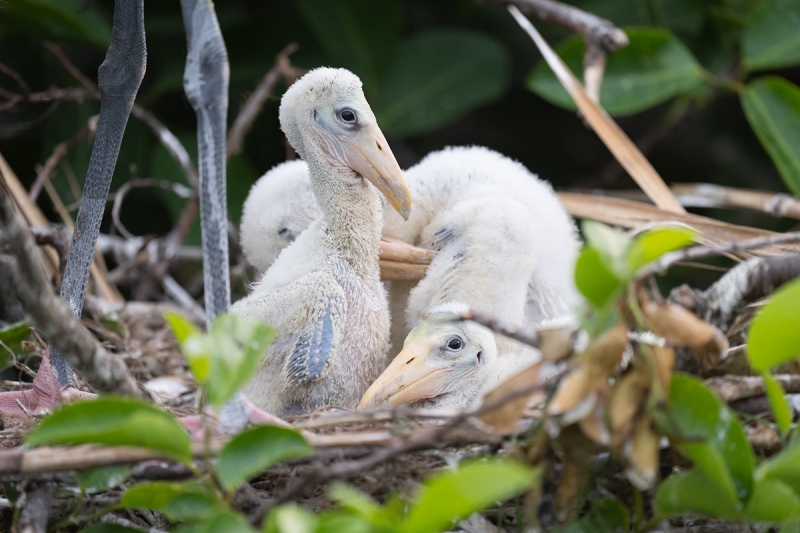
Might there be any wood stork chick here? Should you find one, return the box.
[360,147,580,412]
[232,68,411,416]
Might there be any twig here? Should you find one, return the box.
[0,182,142,396]
[0,63,31,95]
[494,0,628,52]
[227,43,298,158]
[162,275,205,323]
[493,0,628,102]
[110,178,193,240]
[29,118,97,202]
[99,514,168,533]
[670,255,800,330]
[30,225,71,274]
[672,183,800,220]
[637,231,800,279]
[456,307,542,348]
[18,482,52,533]
[706,374,800,403]
[131,106,199,187]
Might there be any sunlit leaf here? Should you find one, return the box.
[263,504,317,533]
[744,478,800,523]
[165,311,211,384]
[656,469,742,520]
[120,482,219,522]
[574,247,623,309]
[747,277,800,372]
[26,397,192,464]
[376,29,511,137]
[582,220,630,269]
[298,0,401,90]
[75,466,132,494]
[743,0,800,71]
[764,371,792,435]
[399,459,536,533]
[668,374,754,505]
[328,483,382,521]
[217,426,311,491]
[741,76,800,196]
[205,313,276,409]
[626,226,696,273]
[527,27,702,116]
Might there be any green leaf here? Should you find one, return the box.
[316,510,373,533]
[399,459,536,533]
[375,29,511,137]
[120,482,219,522]
[80,525,142,533]
[764,371,793,435]
[262,504,317,533]
[782,517,800,533]
[217,426,311,491]
[747,277,800,371]
[668,374,755,505]
[327,483,382,521]
[574,247,624,309]
[743,0,800,71]
[75,466,132,494]
[744,478,800,523]
[527,27,703,116]
[563,499,629,533]
[656,469,742,520]
[3,483,20,504]
[0,321,31,367]
[582,220,630,272]
[3,0,111,48]
[26,397,192,463]
[757,444,800,495]
[741,76,800,196]
[298,0,401,90]
[205,314,276,409]
[175,510,257,533]
[165,311,211,384]
[626,226,696,274]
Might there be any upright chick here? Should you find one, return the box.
[232,68,411,416]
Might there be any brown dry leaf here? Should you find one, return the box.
[577,384,611,445]
[640,296,725,352]
[539,327,578,362]
[559,192,800,257]
[624,416,660,490]
[652,345,676,395]
[548,324,628,421]
[608,366,649,447]
[552,427,596,521]
[478,361,543,435]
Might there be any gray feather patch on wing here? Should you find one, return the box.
[286,305,336,382]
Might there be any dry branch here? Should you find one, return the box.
[0,183,141,396]
[558,192,800,257]
[227,43,298,157]
[706,374,800,403]
[673,183,800,220]
[29,118,96,202]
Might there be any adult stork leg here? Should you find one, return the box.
[179,0,286,432]
[0,0,146,419]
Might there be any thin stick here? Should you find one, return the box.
[29,119,96,202]
[227,43,298,157]
[638,231,800,279]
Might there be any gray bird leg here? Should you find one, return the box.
[180,0,231,325]
[181,0,252,432]
[0,0,145,416]
[53,0,147,388]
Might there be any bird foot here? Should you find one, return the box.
[177,397,292,440]
[0,349,96,425]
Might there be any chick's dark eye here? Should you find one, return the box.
[339,109,357,123]
[447,337,463,351]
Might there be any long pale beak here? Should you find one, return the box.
[359,345,449,409]
[341,123,412,220]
